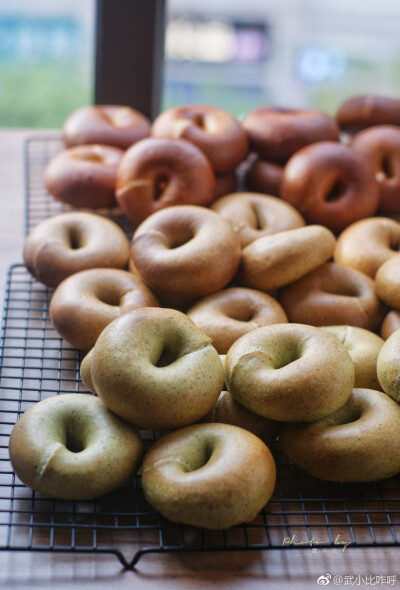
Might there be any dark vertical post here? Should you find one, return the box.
[94,0,166,120]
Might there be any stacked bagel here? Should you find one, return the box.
[11,95,400,530]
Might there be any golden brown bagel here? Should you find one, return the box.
[211,192,305,248]
[321,325,384,391]
[9,394,143,500]
[115,137,216,225]
[225,323,354,423]
[88,307,224,430]
[381,310,400,340]
[141,423,276,529]
[281,141,380,234]
[131,205,241,302]
[186,287,288,354]
[23,212,131,288]
[375,254,400,309]
[280,388,400,482]
[43,144,123,209]
[62,105,151,150]
[237,225,335,292]
[279,262,384,332]
[242,106,339,163]
[335,94,400,135]
[50,268,159,351]
[377,328,400,401]
[334,217,400,278]
[151,104,249,174]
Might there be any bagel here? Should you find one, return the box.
[50,268,159,351]
[245,157,283,197]
[280,388,400,482]
[279,262,384,332]
[9,394,143,500]
[62,105,151,150]
[381,310,400,340]
[86,307,224,430]
[237,225,336,292]
[141,423,276,529]
[225,323,354,423]
[211,192,305,248]
[43,144,123,209]
[281,141,379,234]
[375,253,400,308]
[186,287,288,354]
[335,94,400,135]
[151,104,249,174]
[377,328,400,402]
[115,137,216,225]
[23,212,131,288]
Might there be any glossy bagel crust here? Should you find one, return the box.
[62,105,151,150]
[225,323,355,423]
[335,94,400,135]
[141,423,276,529]
[321,325,384,391]
[151,104,249,174]
[375,254,400,309]
[50,268,159,351]
[23,212,131,288]
[88,307,225,430]
[43,144,123,209]
[202,390,281,445]
[279,262,384,332]
[281,141,380,234]
[334,217,400,278]
[245,157,284,197]
[280,388,400,482]
[187,287,288,354]
[242,106,339,163]
[350,125,400,214]
[377,326,400,402]
[115,138,216,225]
[211,192,305,248]
[131,205,241,301]
[237,224,336,292]
[9,394,143,500]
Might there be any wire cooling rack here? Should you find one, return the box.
[0,136,399,567]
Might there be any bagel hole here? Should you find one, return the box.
[188,442,214,471]
[168,227,195,249]
[381,154,395,179]
[193,113,205,128]
[68,227,83,250]
[273,345,301,370]
[152,173,169,201]
[155,345,178,367]
[65,428,86,453]
[324,284,361,297]
[251,203,263,230]
[99,290,122,307]
[229,306,255,322]
[328,405,362,427]
[325,180,343,202]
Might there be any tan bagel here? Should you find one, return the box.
[202,390,281,444]
[335,94,400,135]
[321,325,384,391]
[23,212,131,288]
[350,125,400,214]
[187,287,288,354]
[211,192,305,248]
[245,157,284,197]
[280,388,400,482]
[80,350,95,392]
[334,217,400,278]
[9,394,143,500]
[237,225,336,292]
[62,105,151,150]
[43,144,123,209]
[279,262,384,332]
[141,423,276,529]
[242,106,339,163]
[281,141,379,234]
[88,307,224,430]
[375,254,400,308]
[225,323,354,423]
[131,205,241,302]
[151,104,249,174]
[381,310,400,340]
[50,268,159,351]
[115,137,216,225]
[377,328,400,402]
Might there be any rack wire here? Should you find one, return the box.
[0,136,399,568]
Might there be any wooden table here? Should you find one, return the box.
[0,129,399,589]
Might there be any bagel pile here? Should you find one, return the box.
[10,95,400,530]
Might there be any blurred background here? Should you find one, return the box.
[1,0,400,127]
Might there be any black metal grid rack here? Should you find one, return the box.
[0,137,399,568]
